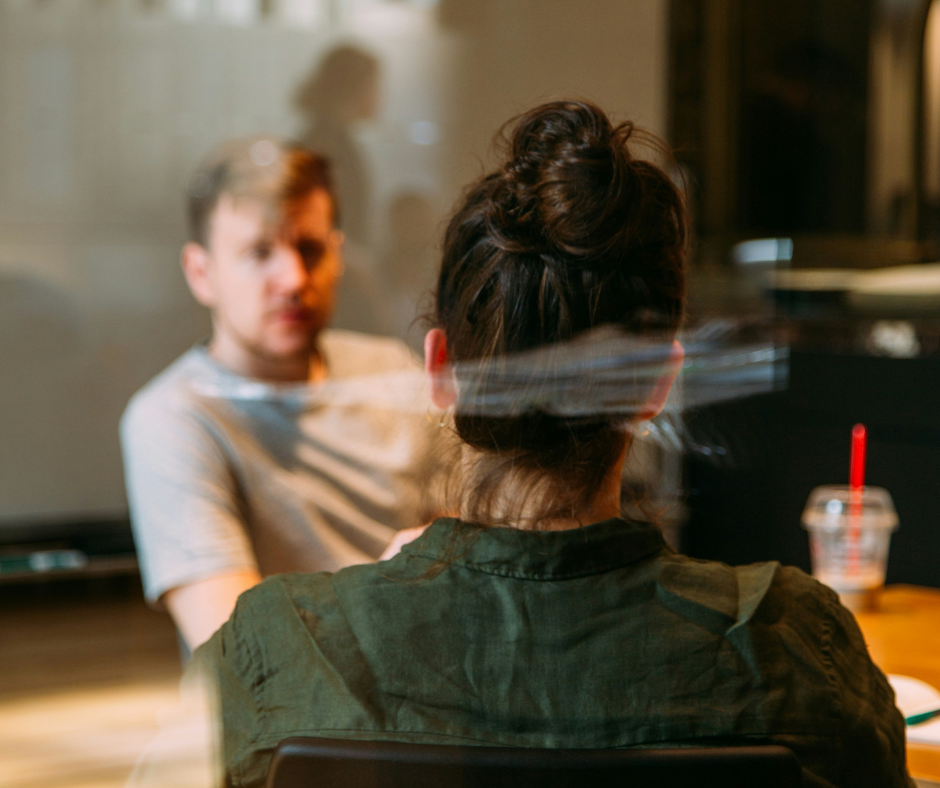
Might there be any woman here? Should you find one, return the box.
[194,101,911,788]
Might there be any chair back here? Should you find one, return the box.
[266,736,802,788]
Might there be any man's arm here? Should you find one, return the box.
[121,391,262,648]
[163,569,263,651]
[378,525,428,561]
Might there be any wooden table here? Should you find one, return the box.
[855,585,940,783]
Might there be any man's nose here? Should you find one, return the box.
[272,246,309,293]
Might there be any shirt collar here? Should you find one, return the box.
[400,517,668,581]
[187,340,323,404]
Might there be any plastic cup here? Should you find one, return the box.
[801,485,898,611]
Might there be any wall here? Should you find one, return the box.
[0,0,669,525]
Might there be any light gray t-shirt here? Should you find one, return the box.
[121,330,447,604]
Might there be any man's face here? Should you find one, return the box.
[189,188,342,366]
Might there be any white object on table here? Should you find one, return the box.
[888,674,940,746]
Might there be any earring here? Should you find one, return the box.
[426,409,448,428]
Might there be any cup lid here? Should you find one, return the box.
[801,485,898,531]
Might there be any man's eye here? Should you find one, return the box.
[250,244,273,261]
[297,240,326,267]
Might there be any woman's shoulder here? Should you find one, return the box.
[231,569,352,624]
[196,567,385,692]
[224,564,399,644]
[654,552,841,635]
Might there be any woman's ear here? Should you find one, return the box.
[639,339,684,420]
[425,328,456,409]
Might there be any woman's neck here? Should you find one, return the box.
[457,442,628,532]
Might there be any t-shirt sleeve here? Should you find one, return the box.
[121,393,258,605]
[824,591,915,788]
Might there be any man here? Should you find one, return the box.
[121,138,444,650]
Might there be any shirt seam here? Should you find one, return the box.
[191,406,253,517]
[401,539,666,581]
[820,593,846,785]
[243,724,835,752]
[449,548,666,581]
[235,607,268,788]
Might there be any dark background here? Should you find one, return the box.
[670,0,940,588]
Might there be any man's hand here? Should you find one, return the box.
[379,525,429,561]
[163,569,262,651]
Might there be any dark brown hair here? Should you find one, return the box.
[433,100,688,525]
[186,137,335,247]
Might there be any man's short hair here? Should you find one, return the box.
[186,137,336,247]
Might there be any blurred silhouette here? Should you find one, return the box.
[295,45,381,245]
[295,44,388,334]
[382,191,439,347]
[0,274,80,367]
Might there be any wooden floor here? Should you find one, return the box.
[0,576,186,788]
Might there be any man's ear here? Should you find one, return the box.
[424,328,456,409]
[639,339,684,421]
[333,229,346,279]
[181,242,216,308]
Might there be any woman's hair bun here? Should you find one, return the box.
[437,98,687,351]
[492,100,640,264]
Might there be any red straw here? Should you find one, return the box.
[850,423,867,490]
[847,423,867,573]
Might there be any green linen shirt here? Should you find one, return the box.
[192,517,913,788]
